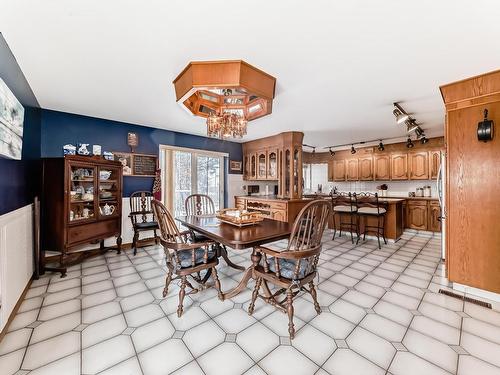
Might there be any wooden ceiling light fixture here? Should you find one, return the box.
[173,60,276,139]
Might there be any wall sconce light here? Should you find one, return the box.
[329,147,335,157]
[350,145,356,154]
[377,141,385,151]
[478,109,494,142]
[406,137,414,148]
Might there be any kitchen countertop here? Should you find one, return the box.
[235,195,314,202]
[303,193,438,201]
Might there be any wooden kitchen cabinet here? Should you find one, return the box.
[333,159,346,181]
[327,160,334,181]
[429,150,441,180]
[391,153,408,180]
[358,156,373,180]
[346,158,359,181]
[235,197,246,210]
[406,201,428,230]
[249,153,257,179]
[257,151,267,179]
[428,200,441,232]
[374,155,391,180]
[409,151,429,180]
[267,150,278,179]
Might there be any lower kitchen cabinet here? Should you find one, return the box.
[406,201,428,230]
[428,201,442,232]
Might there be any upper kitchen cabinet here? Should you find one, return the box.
[409,151,429,180]
[374,155,391,180]
[333,159,346,181]
[429,150,441,180]
[346,158,359,181]
[242,131,303,198]
[390,153,408,180]
[358,156,373,180]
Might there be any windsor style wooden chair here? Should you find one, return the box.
[129,191,159,255]
[152,199,223,317]
[248,199,332,339]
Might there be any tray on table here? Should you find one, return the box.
[216,209,263,227]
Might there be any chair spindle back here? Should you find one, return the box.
[185,194,215,216]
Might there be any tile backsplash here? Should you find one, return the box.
[323,180,437,197]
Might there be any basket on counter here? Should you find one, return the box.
[216,209,264,227]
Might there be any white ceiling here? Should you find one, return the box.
[2,0,500,147]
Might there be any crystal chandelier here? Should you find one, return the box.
[206,111,248,139]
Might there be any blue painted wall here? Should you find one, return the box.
[40,109,243,201]
[0,33,41,216]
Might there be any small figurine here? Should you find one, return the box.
[77,143,90,155]
[103,151,114,161]
[92,145,102,156]
[63,144,76,155]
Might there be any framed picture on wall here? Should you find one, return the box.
[114,152,133,176]
[230,160,242,172]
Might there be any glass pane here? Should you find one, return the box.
[174,151,192,217]
[197,155,221,211]
[69,166,95,222]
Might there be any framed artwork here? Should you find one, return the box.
[230,160,242,172]
[114,152,133,176]
[113,152,157,177]
[0,78,24,160]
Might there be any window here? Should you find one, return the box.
[160,146,226,217]
[303,163,328,192]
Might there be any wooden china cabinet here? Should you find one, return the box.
[41,155,123,274]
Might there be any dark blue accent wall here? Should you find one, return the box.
[40,109,243,202]
[0,33,41,216]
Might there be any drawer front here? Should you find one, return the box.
[68,219,120,246]
[407,200,428,206]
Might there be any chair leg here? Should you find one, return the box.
[212,267,223,301]
[332,214,337,240]
[133,231,139,256]
[355,214,361,245]
[248,277,262,315]
[154,229,159,244]
[349,214,354,244]
[309,281,321,315]
[286,288,295,339]
[382,215,388,245]
[177,276,187,317]
[163,264,173,298]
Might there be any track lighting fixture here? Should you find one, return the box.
[420,136,428,144]
[377,141,385,152]
[350,145,356,154]
[393,103,409,124]
[406,137,414,148]
[329,147,335,157]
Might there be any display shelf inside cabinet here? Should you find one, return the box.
[41,155,123,277]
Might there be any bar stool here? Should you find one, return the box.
[356,192,387,249]
[331,192,359,243]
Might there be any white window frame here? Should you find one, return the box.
[159,145,227,214]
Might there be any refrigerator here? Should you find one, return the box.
[436,151,446,260]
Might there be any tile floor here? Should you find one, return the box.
[1,230,500,375]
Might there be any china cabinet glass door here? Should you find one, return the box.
[97,166,121,219]
[68,164,97,224]
[258,152,267,179]
[268,151,277,180]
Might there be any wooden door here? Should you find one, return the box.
[391,153,408,180]
[333,160,346,181]
[409,152,429,180]
[407,202,428,230]
[272,209,287,222]
[429,150,441,180]
[257,151,267,179]
[358,156,373,180]
[374,155,391,180]
[346,158,359,181]
[428,201,441,232]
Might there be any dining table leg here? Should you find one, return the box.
[221,248,271,300]
[218,244,245,271]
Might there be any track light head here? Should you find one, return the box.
[406,137,414,148]
[329,147,335,157]
[377,141,385,152]
[420,136,428,144]
[350,145,356,154]
[312,147,316,155]
[393,108,409,124]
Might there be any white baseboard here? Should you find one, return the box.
[452,283,500,303]
[0,204,34,332]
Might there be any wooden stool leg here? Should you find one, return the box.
[248,277,262,315]
[286,288,295,339]
[177,276,187,317]
[382,215,388,244]
[349,213,354,244]
[212,267,223,301]
[332,213,337,240]
[309,281,321,315]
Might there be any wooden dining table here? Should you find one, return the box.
[176,215,292,300]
